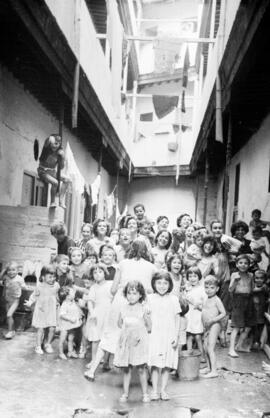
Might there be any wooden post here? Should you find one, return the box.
[203,148,209,226]
[223,112,232,229]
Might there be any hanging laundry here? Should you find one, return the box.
[91,174,101,206]
[152,95,179,119]
[64,142,85,194]
[105,192,115,219]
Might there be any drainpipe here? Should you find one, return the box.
[203,147,209,226]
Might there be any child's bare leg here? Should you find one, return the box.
[202,323,220,378]
[47,326,55,344]
[138,366,148,396]
[59,330,68,358]
[36,328,44,348]
[43,173,58,206]
[200,334,210,374]
[6,300,19,333]
[160,368,170,398]
[195,334,205,361]
[187,334,193,351]
[67,332,77,357]
[59,175,71,207]
[151,367,159,398]
[91,341,99,362]
[228,327,239,357]
[235,327,251,352]
[122,366,132,398]
[85,346,106,379]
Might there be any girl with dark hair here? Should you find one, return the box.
[147,270,181,401]
[85,219,111,255]
[152,230,172,269]
[114,281,151,403]
[176,213,193,229]
[156,215,169,232]
[198,235,219,278]
[230,220,251,255]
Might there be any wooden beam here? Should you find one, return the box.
[133,165,191,178]
[97,33,215,43]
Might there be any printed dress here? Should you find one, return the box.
[114,303,149,368]
[148,293,181,370]
[31,282,60,328]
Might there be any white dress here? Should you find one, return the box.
[85,281,112,342]
[185,285,207,334]
[99,258,157,354]
[148,293,181,370]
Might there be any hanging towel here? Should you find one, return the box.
[91,174,101,206]
[64,142,85,194]
[152,95,179,119]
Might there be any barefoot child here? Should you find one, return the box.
[228,254,254,357]
[114,281,151,403]
[201,275,225,378]
[1,261,26,339]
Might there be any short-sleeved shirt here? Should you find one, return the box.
[4,275,25,303]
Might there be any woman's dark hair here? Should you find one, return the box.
[202,235,217,255]
[230,221,249,236]
[186,266,202,281]
[154,230,172,249]
[166,254,183,273]
[133,203,145,212]
[40,264,56,282]
[124,216,138,229]
[156,215,169,225]
[92,219,110,237]
[89,263,109,280]
[50,222,67,236]
[123,280,146,303]
[118,215,132,229]
[176,213,192,227]
[151,269,173,294]
[128,239,151,262]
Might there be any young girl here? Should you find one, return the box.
[250,226,270,272]
[24,265,59,354]
[69,247,90,288]
[100,245,117,281]
[152,230,172,269]
[148,270,181,401]
[85,263,113,365]
[86,219,111,255]
[58,287,83,359]
[185,266,207,361]
[156,215,169,232]
[114,281,151,403]
[55,255,74,288]
[228,254,254,357]
[115,228,132,263]
[166,254,185,296]
[198,235,218,279]
[1,261,26,339]
[76,223,93,251]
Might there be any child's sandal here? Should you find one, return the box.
[150,392,159,401]
[119,393,128,403]
[84,371,95,381]
[142,394,150,403]
[160,391,170,401]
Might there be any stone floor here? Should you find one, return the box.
[0,329,270,418]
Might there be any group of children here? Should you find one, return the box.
[0,205,270,403]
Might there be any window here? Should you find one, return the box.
[22,171,48,207]
[140,112,153,122]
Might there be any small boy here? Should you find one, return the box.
[201,275,226,378]
[251,270,269,349]
[99,245,117,281]
[228,254,254,357]
[55,254,74,288]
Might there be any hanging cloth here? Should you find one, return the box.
[152,95,179,119]
[91,174,101,206]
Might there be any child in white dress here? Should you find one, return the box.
[185,266,207,361]
[148,270,181,401]
[114,281,151,403]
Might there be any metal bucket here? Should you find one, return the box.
[178,349,201,381]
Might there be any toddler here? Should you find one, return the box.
[58,287,83,359]
[201,275,225,378]
[185,266,207,361]
[24,265,59,354]
[55,254,74,288]
[251,270,269,349]
[184,230,204,268]
[2,261,26,339]
[228,254,254,357]
[114,281,151,403]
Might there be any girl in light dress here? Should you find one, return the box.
[24,265,59,355]
[85,218,111,255]
[152,230,172,269]
[84,239,156,381]
[197,235,219,279]
[69,247,90,288]
[85,263,113,365]
[185,266,207,361]
[58,287,83,359]
[114,281,151,403]
[148,270,181,401]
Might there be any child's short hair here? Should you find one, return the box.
[50,222,67,236]
[204,275,219,287]
[186,266,202,281]
[202,235,217,254]
[252,209,261,217]
[254,269,267,280]
[68,246,85,261]
[124,216,138,228]
[99,244,116,259]
[128,239,151,262]
[230,221,249,236]
[123,280,146,303]
[86,251,98,263]
[56,254,69,264]
[40,264,56,281]
[133,203,145,212]
[151,269,173,294]
[6,261,18,272]
[89,263,108,280]
[156,215,169,225]
[154,230,172,249]
[92,218,110,237]
[236,254,250,265]
[139,220,152,229]
[193,230,205,241]
[210,219,223,230]
[166,254,183,272]
[81,222,93,233]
